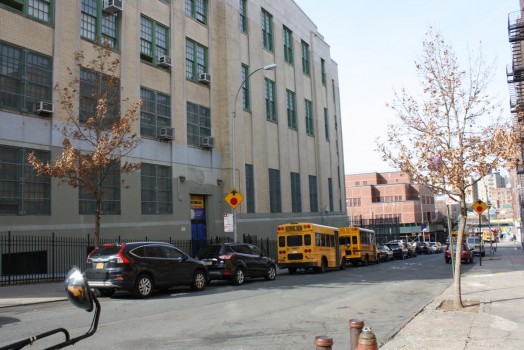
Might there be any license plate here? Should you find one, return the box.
[204,261,212,265]
[95,263,104,269]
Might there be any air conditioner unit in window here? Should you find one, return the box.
[34,101,54,114]
[199,73,211,84]
[158,55,172,68]
[104,0,123,14]
[158,127,174,140]
[201,136,215,148]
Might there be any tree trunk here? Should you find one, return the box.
[453,203,467,309]
[95,197,102,247]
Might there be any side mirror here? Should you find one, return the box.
[65,267,94,312]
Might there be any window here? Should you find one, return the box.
[79,68,120,127]
[264,78,276,122]
[185,0,207,24]
[309,175,318,212]
[0,145,50,215]
[321,58,326,85]
[186,38,208,81]
[328,178,334,212]
[261,9,273,51]
[324,108,329,140]
[141,163,172,214]
[241,64,250,111]
[81,0,119,48]
[187,102,211,147]
[286,89,296,129]
[245,164,255,213]
[291,172,301,213]
[79,161,120,215]
[301,40,310,75]
[1,0,52,23]
[140,16,169,64]
[140,87,171,138]
[269,168,281,213]
[305,99,314,135]
[239,0,247,33]
[283,26,293,64]
[0,41,52,114]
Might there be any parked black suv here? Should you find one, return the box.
[86,242,208,298]
[196,243,277,285]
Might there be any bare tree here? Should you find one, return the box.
[377,28,522,309]
[28,44,142,247]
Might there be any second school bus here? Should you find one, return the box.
[277,222,345,274]
[339,226,378,265]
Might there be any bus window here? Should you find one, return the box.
[278,236,286,247]
[352,236,358,245]
[287,235,303,247]
[304,234,311,245]
[340,236,350,245]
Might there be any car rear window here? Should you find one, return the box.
[197,245,224,258]
[90,245,121,257]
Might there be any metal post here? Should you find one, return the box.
[349,319,365,350]
[314,336,333,350]
[478,213,482,266]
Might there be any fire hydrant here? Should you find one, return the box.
[357,326,377,350]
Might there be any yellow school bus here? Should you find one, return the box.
[339,226,378,265]
[277,222,345,274]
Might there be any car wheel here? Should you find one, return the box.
[233,267,245,285]
[288,267,297,275]
[265,265,277,280]
[97,288,115,297]
[191,270,207,291]
[133,274,153,298]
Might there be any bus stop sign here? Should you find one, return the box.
[472,199,488,215]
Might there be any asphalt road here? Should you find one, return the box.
[0,252,472,349]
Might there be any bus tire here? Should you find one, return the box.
[288,268,297,275]
[340,258,347,270]
[315,259,327,273]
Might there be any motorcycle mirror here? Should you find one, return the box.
[64,267,94,312]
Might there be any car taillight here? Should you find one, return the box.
[86,247,99,260]
[116,245,130,264]
[218,254,234,260]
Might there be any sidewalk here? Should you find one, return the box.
[380,240,524,349]
[0,281,66,308]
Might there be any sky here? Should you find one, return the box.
[294,0,518,175]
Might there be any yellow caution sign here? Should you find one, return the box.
[225,189,244,209]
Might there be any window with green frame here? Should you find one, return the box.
[305,99,314,135]
[241,64,250,111]
[0,145,50,215]
[185,38,208,81]
[328,177,334,212]
[268,168,281,213]
[321,58,326,85]
[245,164,255,213]
[141,163,173,215]
[283,26,293,65]
[309,175,318,212]
[140,87,171,138]
[79,161,121,215]
[286,89,296,129]
[185,0,207,24]
[79,68,120,127]
[291,172,301,213]
[261,9,273,51]
[301,40,310,75]
[239,0,247,33]
[0,0,53,23]
[81,0,119,48]
[187,102,211,147]
[264,78,276,122]
[324,108,329,140]
[0,40,53,114]
[140,15,169,64]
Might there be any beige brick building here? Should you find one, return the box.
[0,0,347,242]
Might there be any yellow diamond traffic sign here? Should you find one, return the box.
[225,189,244,209]
[471,200,488,215]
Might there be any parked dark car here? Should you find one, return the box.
[86,242,208,298]
[385,242,408,260]
[196,243,277,285]
[377,245,394,262]
[445,242,474,264]
[413,241,431,255]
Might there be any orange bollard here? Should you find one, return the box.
[314,335,333,350]
[348,319,365,350]
[357,327,377,350]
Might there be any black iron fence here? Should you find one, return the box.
[0,232,277,286]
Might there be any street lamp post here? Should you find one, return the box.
[231,63,277,242]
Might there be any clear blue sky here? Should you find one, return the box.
[294,0,518,174]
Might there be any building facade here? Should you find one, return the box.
[345,171,445,241]
[0,0,346,242]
